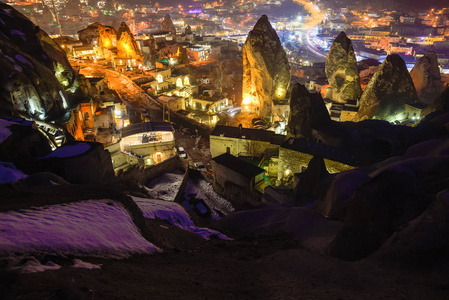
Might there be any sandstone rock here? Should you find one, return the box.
[421,86,449,118]
[294,156,329,205]
[287,83,330,139]
[354,54,418,122]
[0,39,69,120]
[329,166,423,261]
[410,51,443,104]
[374,189,449,268]
[314,169,371,220]
[161,14,176,34]
[242,15,290,119]
[99,24,117,49]
[117,22,142,59]
[325,32,362,103]
[185,25,192,35]
[0,3,78,119]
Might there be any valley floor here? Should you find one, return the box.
[2,236,447,300]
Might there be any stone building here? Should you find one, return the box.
[37,141,114,185]
[107,121,175,172]
[212,153,265,192]
[210,125,285,158]
[277,138,357,182]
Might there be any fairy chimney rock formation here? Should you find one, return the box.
[117,22,142,59]
[410,51,443,104]
[325,32,362,104]
[242,15,291,119]
[354,54,418,122]
[287,83,331,139]
[161,14,176,34]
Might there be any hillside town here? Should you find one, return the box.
[1,0,449,298]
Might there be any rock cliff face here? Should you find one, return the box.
[410,51,443,104]
[354,54,418,122]
[0,3,77,120]
[99,24,117,49]
[161,14,176,34]
[325,32,361,103]
[242,15,291,119]
[287,83,331,139]
[117,22,142,59]
[421,86,449,118]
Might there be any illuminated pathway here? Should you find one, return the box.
[293,0,325,29]
[291,0,327,61]
[305,28,327,58]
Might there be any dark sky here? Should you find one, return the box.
[356,0,447,10]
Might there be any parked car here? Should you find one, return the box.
[177,147,187,158]
[194,162,207,172]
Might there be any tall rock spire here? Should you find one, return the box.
[242,15,291,119]
[287,83,331,139]
[354,54,418,122]
[410,51,443,104]
[325,32,361,103]
[161,14,176,34]
[117,22,142,58]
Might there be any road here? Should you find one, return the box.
[292,0,328,62]
[293,0,324,29]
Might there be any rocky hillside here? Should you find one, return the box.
[0,3,82,120]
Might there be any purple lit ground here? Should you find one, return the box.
[2,237,447,299]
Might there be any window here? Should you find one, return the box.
[176,78,182,87]
[184,77,190,86]
[156,74,163,83]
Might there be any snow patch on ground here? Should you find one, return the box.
[13,64,22,72]
[15,54,33,68]
[0,161,27,184]
[145,170,184,201]
[132,196,231,240]
[7,256,62,273]
[0,200,160,258]
[72,259,102,270]
[10,29,25,36]
[44,143,91,158]
[184,177,235,219]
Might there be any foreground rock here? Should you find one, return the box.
[287,83,331,139]
[213,205,342,253]
[242,15,290,119]
[354,54,418,121]
[374,189,449,270]
[314,169,371,220]
[329,166,423,261]
[325,32,362,103]
[421,87,449,118]
[410,51,443,104]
